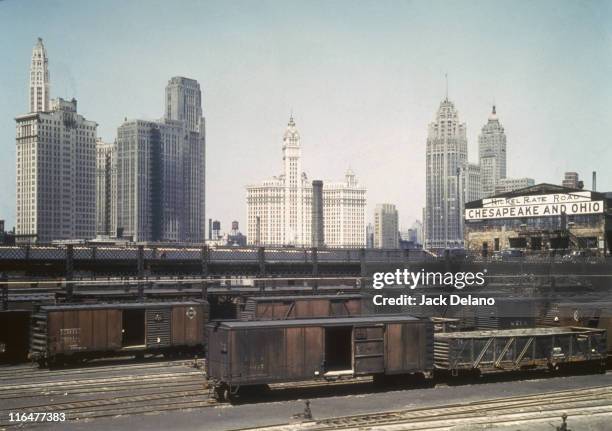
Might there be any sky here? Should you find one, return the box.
[1,0,611,232]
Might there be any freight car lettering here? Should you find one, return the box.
[59,328,81,350]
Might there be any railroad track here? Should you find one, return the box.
[235,385,612,431]
[0,359,198,381]
[0,389,217,428]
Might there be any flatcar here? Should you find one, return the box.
[239,294,366,320]
[30,300,209,367]
[207,314,433,401]
[434,326,607,376]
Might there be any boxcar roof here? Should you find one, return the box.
[247,294,364,301]
[41,301,205,311]
[212,314,420,329]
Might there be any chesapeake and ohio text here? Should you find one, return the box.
[372,269,487,290]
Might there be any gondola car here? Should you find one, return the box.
[207,314,433,401]
[434,326,607,376]
[239,294,366,320]
[30,300,208,366]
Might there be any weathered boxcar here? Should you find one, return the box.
[207,315,433,400]
[0,310,31,363]
[31,300,208,366]
[434,326,607,375]
[240,294,365,321]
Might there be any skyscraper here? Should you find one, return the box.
[29,38,49,113]
[478,105,507,197]
[95,139,116,236]
[374,203,399,249]
[425,97,467,250]
[16,39,97,243]
[246,116,366,248]
[115,77,206,242]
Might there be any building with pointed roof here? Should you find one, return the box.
[479,105,507,198]
[246,116,366,247]
[30,37,50,113]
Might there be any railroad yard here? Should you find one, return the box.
[2,245,612,429]
[0,358,611,430]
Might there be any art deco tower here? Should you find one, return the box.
[425,97,468,250]
[29,37,50,113]
[478,105,507,197]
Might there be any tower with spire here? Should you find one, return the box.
[246,114,366,247]
[478,104,507,197]
[425,94,468,250]
[29,37,50,113]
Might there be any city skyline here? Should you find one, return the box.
[2,1,612,232]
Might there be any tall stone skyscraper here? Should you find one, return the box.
[115,77,205,242]
[29,38,50,113]
[478,105,506,197]
[425,97,467,250]
[16,39,97,243]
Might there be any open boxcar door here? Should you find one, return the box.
[353,324,385,374]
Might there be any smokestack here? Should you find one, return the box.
[208,219,212,240]
[592,171,597,192]
[311,180,324,248]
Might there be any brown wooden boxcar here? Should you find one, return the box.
[31,301,208,366]
[0,310,31,363]
[240,294,365,321]
[207,315,433,400]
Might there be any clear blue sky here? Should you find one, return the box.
[1,0,611,231]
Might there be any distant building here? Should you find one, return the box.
[463,163,482,204]
[16,39,97,244]
[246,116,366,248]
[465,184,612,255]
[425,97,467,249]
[95,139,116,236]
[366,223,374,248]
[115,77,205,242]
[562,172,583,189]
[478,105,507,197]
[227,221,247,246]
[311,180,324,247]
[374,204,399,249]
[494,177,535,194]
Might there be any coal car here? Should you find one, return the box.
[31,300,209,366]
[207,314,433,401]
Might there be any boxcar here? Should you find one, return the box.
[434,326,607,376]
[31,300,208,366]
[0,310,31,363]
[240,294,365,321]
[207,315,433,401]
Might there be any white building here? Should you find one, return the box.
[246,116,366,248]
[374,203,399,249]
[115,77,205,242]
[95,139,116,236]
[425,97,468,250]
[16,39,97,243]
[463,163,482,204]
[16,98,97,243]
[29,38,49,113]
[494,177,535,194]
[478,105,507,197]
